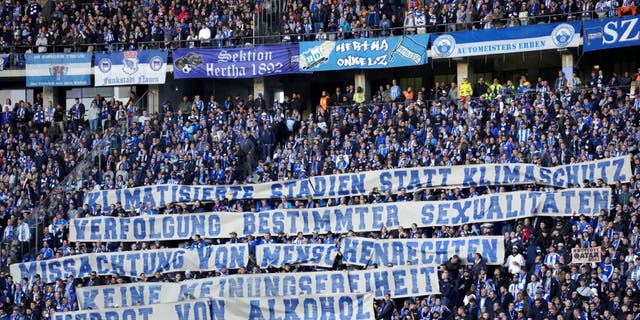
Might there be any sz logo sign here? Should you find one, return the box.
[602,17,640,45]
[584,16,640,51]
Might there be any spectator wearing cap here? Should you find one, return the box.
[506,272,521,298]
[505,247,525,275]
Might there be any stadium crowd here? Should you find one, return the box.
[0,0,637,62]
[0,1,636,318]
[0,62,638,319]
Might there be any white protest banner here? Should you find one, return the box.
[210,293,374,320]
[341,236,505,267]
[85,183,276,211]
[53,299,211,320]
[83,156,630,210]
[11,244,248,283]
[256,244,339,268]
[76,265,440,309]
[571,247,602,264]
[70,188,611,242]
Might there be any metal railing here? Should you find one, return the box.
[15,91,150,261]
[0,10,627,71]
[0,138,92,266]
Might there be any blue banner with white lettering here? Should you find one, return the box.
[210,294,374,320]
[341,236,505,267]
[11,245,248,283]
[583,16,640,51]
[172,46,300,79]
[94,50,168,86]
[76,265,440,309]
[25,53,92,87]
[83,156,628,211]
[431,22,581,58]
[299,34,429,71]
[54,299,211,320]
[71,189,610,242]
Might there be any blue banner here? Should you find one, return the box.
[95,50,168,86]
[583,16,640,52]
[431,22,581,59]
[299,34,429,71]
[26,53,92,87]
[172,46,300,79]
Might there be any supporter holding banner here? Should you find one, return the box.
[341,236,505,267]
[53,299,211,320]
[210,293,374,320]
[583,16,640,51]
[72,188,611,242]
[299,34,429,71]
[431,21,581,59]
[255,244,339,268]
[26,53,92,87]
[571,247,602,263]
[173,46,301,79]
[94,50,168,86]
[76,265,440,309]
[83,156,631,210]
[11,244,249,283]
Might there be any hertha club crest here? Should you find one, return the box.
[122,51,139,75]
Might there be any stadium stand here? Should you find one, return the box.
[0,69,637,318]
[0,0,635,66]
[0,0,638,319]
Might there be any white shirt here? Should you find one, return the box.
[198,27,211,40]
[87,105,99,120]
[506,253,525,274]
[138,115,150,124]
[45,106,55,122]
